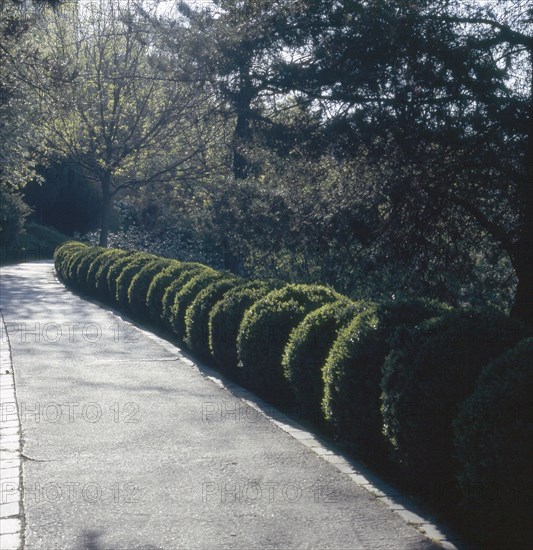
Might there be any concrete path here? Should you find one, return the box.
[0,262,443,550]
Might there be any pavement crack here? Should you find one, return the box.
[20,452,49,463]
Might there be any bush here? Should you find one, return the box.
[282,299,370,424]
[147,262,208,324]
[86,249,122,293]
[160,266,214,329]
[453,338,533,549]
[238,284,342,402]
[94,250,133,300]
[184,277,243,359]
[115,254,158,310]
[380,309,530,500]
[54,241,87,280]
[65,247,93,284]
[127,259,173,320]
[322,299,447,459]
[208,281,275,375]
[168,270,225,341]
[74,247,105,292]
[106,252,152,305]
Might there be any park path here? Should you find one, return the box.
[0,262,445,550]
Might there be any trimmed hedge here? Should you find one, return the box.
[94,250,133,300]
[453,338,533,549]
[160,266,213,329]
[282,299,370,424]
[147,262,208,324]
[184,277,243,358]
[381,309,529,499]
[238,284,342,401]
[322,299,448,459]
[74,247,105,291]
[168,270,225,341]
[208,281,274,375]
[127,259,173,320]
[106,252,154,306]
[87,248,125,294]
[115,254,159,310]
[54,241,87,281]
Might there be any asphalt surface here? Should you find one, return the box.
[0,262,440,550]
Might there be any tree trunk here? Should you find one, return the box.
[99,173,112,247]
[510,48,533,327]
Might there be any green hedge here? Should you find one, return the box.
[160,266,213,329]
[54,241,87,281]
[94,250,133,300]
[322,299,448,460]
[74,247,105,291]
[106,252,153,306]
[147,262,207,324]
[184,277,243,359]
[282,299,370,424]
[115,254,159,310]
[453,338,533,549]
[381,309,529,500]
[208,281,274,375]
[168,270,225,341]
[86,249,120,293]
[127,259,173,320]
[238,284,342,401]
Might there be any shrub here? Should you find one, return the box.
[74,247,105,292]
[115,254,158,310]
[94,250,132,300]
[54,241,87,280]
[127,259,173,320]
[282,299,370,425]
[86,249,120,292]
[184,277,243,359]
[169,270,225,341]
[160,266,214,328]
[237,284,342,402]
[453,338,533,549]
[208,281,275,375]
[106,252,152,305]
[380,309,530,501]
[65,247,93,284]
[322,299,448,460]
[147,262,207,324]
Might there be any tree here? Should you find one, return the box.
[187,0,532,323]
[9,0,221,245]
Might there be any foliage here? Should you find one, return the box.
[282,299,370,424]
[184,277,243,359]
[208,281,275,375]
[322,299,448,459]
[168,270,225,341]
[127,259,173,320]
[115,254,158,310]
[106,252,153,305]
[94,250,132,300]
[381,309,530,501]
[74,247,105,292]
[160,266,215,329]
[238,284,342,401]
[453,338,533,549]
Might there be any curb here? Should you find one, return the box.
[0,311,24,550]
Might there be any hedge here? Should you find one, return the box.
[94,249,133,300]
[147,262,207,324]
[322,299,448,460]
[115,254,160,310]
[74,247,105,292]
[86,248,121,293]
[184,277,243,359]
[208,281,274,375]
[381,309,530,501]
[127,259,173,320]
[453,338,533,549]
[160,266,214,329]
[282,298,370,424]
[168,270,225,341]
[238,284,342,401]
[106,252,154,306]
[54,241,87,281]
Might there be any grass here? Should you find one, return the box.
[0,223,70,265]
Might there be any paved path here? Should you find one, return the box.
[0,262,444,550]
